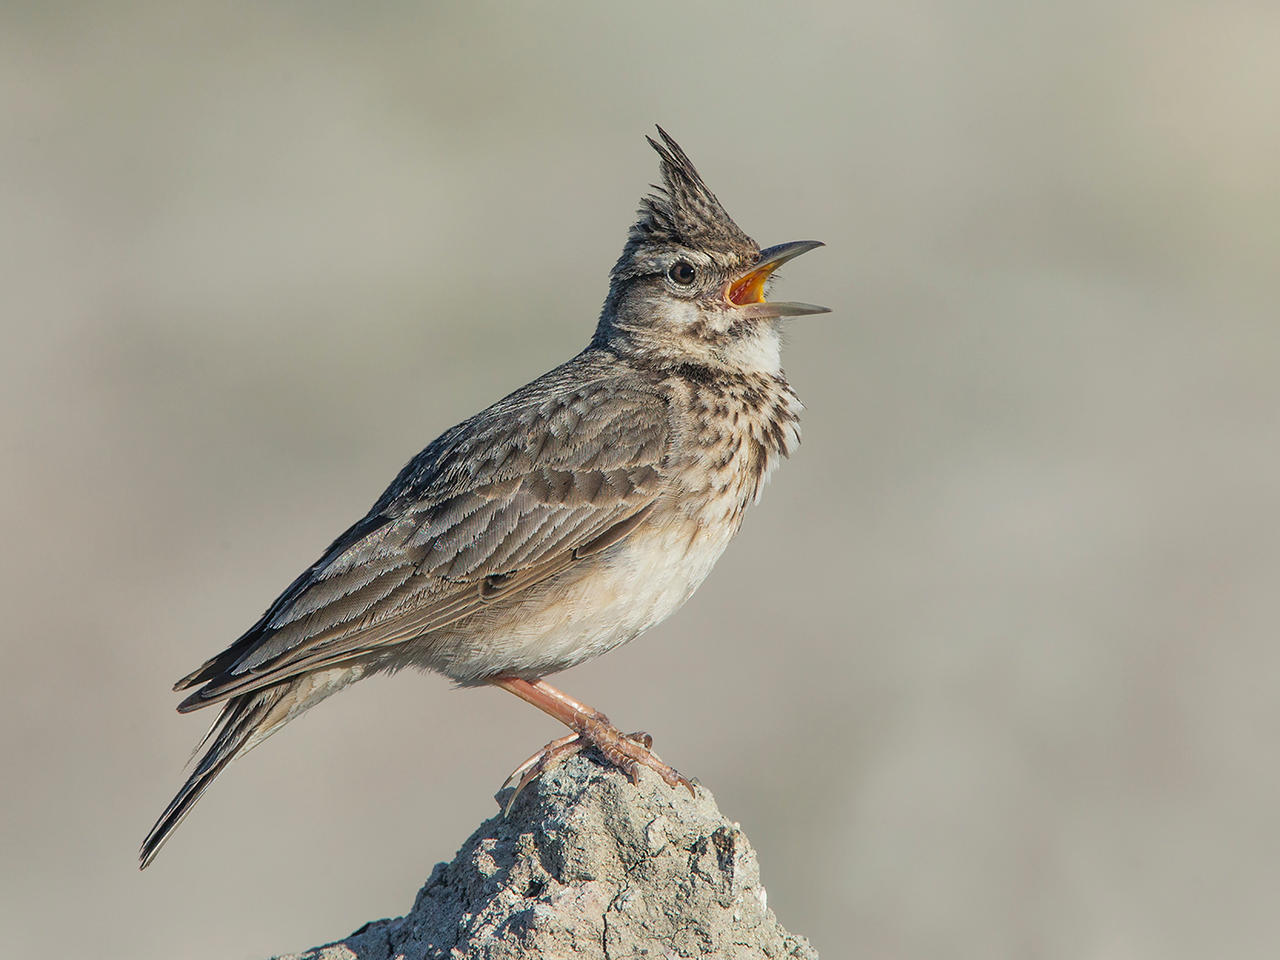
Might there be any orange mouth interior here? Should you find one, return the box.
[726,265,774,306]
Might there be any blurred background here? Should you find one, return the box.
[2,2,1278,958]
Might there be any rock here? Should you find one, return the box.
[277,751,818,959]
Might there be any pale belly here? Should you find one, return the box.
[421,510,738,684]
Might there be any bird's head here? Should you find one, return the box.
[596,127,827,375]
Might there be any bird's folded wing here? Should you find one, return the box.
[175,377,670,711]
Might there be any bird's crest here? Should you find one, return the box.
[612,127,758,280]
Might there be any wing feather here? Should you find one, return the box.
[176,361,669,712]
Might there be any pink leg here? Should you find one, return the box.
[491,677,695,810]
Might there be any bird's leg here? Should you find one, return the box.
[491,677,694,811]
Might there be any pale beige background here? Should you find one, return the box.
[3,3,1278,958]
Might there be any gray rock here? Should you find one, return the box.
[277,752,818,959]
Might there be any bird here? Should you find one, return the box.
[139,126,827,869]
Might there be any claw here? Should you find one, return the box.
[500,732,583,814]
[490,678,698,807]
[501,733,580,793]
[497,726,695,814]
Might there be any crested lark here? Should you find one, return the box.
[140,127,826,868]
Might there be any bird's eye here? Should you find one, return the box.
[667,260,696,286]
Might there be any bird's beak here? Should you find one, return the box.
[725,240,829,319]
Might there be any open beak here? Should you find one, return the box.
[725,240,829,319]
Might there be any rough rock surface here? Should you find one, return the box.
[277,751,817,959]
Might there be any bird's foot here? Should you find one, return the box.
[582,718,694,796]
[490,677,696,813]
[501,732,583,812]
[499,718,695,814]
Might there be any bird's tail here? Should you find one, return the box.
[139,685,289,870]
[140,664,366,869]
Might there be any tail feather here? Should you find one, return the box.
[139,687,284,870]
[141,665,364,869]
